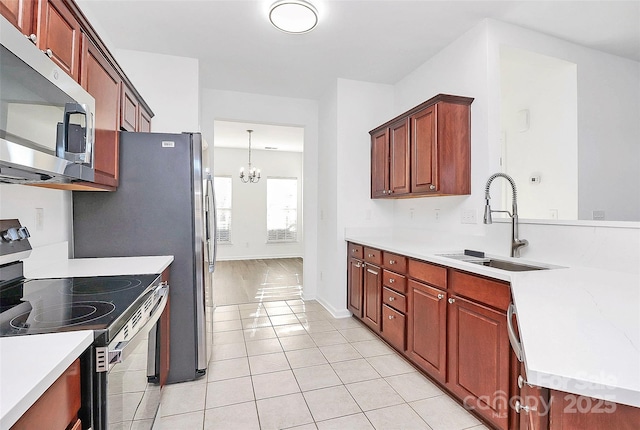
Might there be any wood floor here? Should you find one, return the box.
[212,258,303,306]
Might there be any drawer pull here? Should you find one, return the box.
[515,400,531,414]
[389,259,396,265]
[437,294,444,300]
[368,253,374,258]
[388,296,395,301]
[389,278,395,284]
[448,298,455,304]
[388,315,394,320]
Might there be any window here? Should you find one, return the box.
[267,178,298,242]
[214,176,232,243]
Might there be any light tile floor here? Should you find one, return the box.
[159,300,490,430]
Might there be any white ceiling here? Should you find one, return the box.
[213,120,304,152]
[76,0,639,151]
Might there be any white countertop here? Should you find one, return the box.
[0,331,94,430]
[345,233,640,408]
[25,254,174,279]
[1,250,174,428]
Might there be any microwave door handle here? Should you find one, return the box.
[57,102,90,163]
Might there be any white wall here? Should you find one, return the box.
[485,20,640,222]
[0,185,72,250]
[114,49,200,133]
[200,88,319,300]
[501,47,578,220]
[213,147,303,260]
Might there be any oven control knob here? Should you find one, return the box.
[1,228,20,242]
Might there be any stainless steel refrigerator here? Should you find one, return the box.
[72,131,216,383]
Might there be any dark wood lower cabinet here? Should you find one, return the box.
[11,359,81,430]
[347,257,364,318]
[363,263,381,333]
[548,390,640,430]
[447,295,511,430]
[406,279,447,383]
[381,304,405,350]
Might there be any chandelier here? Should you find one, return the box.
[239,129,261,183]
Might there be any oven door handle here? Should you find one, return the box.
[99,282,170,371]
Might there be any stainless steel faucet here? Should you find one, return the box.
[483,173,528,257]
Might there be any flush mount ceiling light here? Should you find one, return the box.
[269,0,318,34]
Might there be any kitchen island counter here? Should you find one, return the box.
[0,331,94,430]
[345,233,640,408]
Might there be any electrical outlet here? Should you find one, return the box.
[592,210,605,220]
[35,208,44,231]
[461,209,477,224]
[434,209,440,222]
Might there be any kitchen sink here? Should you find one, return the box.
[469,258,547,272]
[437,252,549,272]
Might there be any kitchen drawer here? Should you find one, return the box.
[382,304,406,351]
[408,259,447,289]
[364,247,382,265]
[382,252,407,273]
[449,270,511,312]
[348,243,364,260]
[383,270,407,294]
[383,287,406,313]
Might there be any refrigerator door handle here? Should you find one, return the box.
[206,174,217,273]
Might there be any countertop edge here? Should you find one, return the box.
[344,234,640,408]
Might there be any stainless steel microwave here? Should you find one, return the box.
[0,15,95,184]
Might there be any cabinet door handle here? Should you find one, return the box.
[388,315,394,320]
[507,303,524,362]
[382,190,387,194]
[448,298,455,304]
[388,189,393,194]
[26,33,37,44]
[429,184,436,190]
[388,296,395,301]
[518,375,525,389]
[437,294,444,300]
[44,48,53,58]
[514,400,531,414]
[368,253,374,258]
[355,262,362,268]
[388,278,395,284]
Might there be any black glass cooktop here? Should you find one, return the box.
[0,274,161,340]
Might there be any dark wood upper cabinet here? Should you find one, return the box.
[121,83,138,132]
[139,106,152,133]
[410,105,437,193]
[370,128,389,198]
[81,35,120,189]
[370,94,473,198]
[0,0,34,35]
[36,0,81,82]
[389,118,411,196]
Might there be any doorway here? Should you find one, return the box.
[210,120,304,306]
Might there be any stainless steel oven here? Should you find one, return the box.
[95,280,169,430]
[0,219,169,430]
